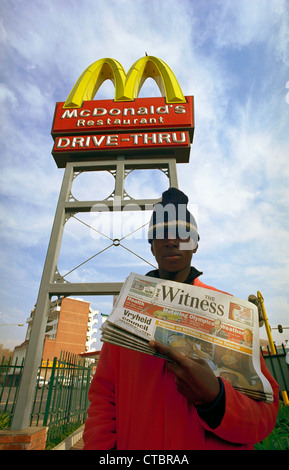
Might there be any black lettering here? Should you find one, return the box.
[183,293,191,306]
[190,296,199,309]
[217,304,225,316]
[162,286,183,302]
[200,299,209,311]
[209,302,217,314]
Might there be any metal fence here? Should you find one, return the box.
[0,351,92,446]
[1,344,288,446]
[261,344,289,393]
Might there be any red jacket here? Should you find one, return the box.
[83,277,279,450]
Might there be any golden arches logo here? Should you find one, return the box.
[63,56,186,108]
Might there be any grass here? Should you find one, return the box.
[0,412,11,430]
[254,402,289,450]
[45,421,83,450]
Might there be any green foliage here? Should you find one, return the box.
[0,412,12,430]
[45,421,83,450]
[254,402,289,450]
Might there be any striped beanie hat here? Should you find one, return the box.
[148,187,199,246]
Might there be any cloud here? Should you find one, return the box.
[1,0,289,349]
[197,0,289,55]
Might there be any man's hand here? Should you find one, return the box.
[149,340,220,407]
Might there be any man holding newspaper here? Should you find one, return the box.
[83,188,279,450]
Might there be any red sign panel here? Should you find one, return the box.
[51,96,194,137]
[51,96,194,167]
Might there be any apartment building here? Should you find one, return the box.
[13,297,101,363]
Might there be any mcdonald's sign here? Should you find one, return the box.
[51,56,194,167]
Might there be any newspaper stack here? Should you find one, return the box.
[101,273,273,403]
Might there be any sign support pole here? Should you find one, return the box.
[11,157,179,430]
[11,164,74,429]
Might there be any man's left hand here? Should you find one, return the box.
[149,340,220,407]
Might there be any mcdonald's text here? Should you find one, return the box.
[52,96,194,136]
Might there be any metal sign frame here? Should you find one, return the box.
[11,156,179,429]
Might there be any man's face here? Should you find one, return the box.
[151,235,195,274]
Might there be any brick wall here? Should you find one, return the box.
[0,427,47,450]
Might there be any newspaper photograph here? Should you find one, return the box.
[101,272,273,402]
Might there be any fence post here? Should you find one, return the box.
[67,355,76,425]
[43,357,57,426]
[84,363,91,422]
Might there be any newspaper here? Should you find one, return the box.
[101,273,273,403]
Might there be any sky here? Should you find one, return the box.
[0,0,289,351]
